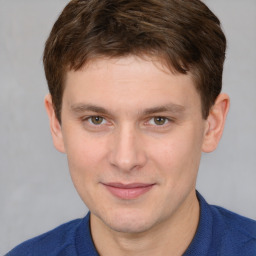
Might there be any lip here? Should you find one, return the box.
[102,182,155,200]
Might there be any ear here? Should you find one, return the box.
[202,93,230,153]
[44,94,66,153]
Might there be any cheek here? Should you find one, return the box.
[149,129,203,181]
[63,133,107,185]
[63,135,109,207]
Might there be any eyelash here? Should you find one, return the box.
[82,116,108,127]
[147,117,170,126]
[81,115,173,128]
[88,116,106,125]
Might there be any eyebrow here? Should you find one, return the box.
[142,104,185,115]
[70,104,110,115]
[70,103,186,116]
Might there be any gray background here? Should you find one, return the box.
[0,0,255,254]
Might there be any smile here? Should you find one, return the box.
[102,183,155,200]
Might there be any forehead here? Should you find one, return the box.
[63,56,201,114]
[65,55,195,89]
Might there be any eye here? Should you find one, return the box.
[88,116,106,125]
[149,117,169,126]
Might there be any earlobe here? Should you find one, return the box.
[44,94,66,153]
[202,93,230,153]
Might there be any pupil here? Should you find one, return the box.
[92,116,103,124]
[154,117,165,125]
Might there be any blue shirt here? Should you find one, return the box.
[6,192,256,255]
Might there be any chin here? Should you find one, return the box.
[98,208,157,234]
[107,219,152,234]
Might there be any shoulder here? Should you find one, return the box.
[210,204,256,255]
[213,205,256,237]
[6,218,84,256]
[192,192,256,256]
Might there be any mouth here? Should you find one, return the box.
[101,182,155,200]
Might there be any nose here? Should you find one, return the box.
[108,125,147,172]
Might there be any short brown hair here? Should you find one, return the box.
[43,0,226,122]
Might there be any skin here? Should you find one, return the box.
[45,56,229,256]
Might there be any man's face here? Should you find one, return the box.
[57,56,208,233]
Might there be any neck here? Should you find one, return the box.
[90,191,200,256]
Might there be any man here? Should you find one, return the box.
[7,0,256,255]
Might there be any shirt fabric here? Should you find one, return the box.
[6,192,256,256]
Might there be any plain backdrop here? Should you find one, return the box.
[0,0,255,254]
